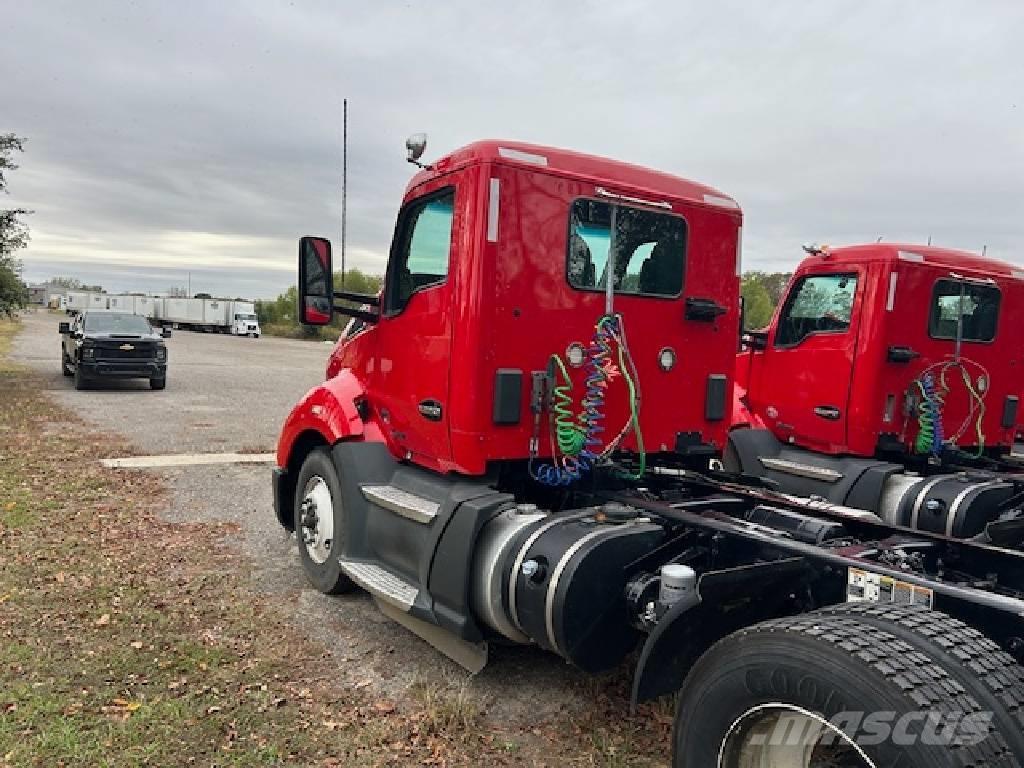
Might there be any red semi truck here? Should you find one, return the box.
[273,137,1024,766]
[731,243,1024,542]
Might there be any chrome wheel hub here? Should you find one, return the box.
[300,476,334,565]
[719,704,877,768]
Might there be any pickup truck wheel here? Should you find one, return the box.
[73,366,89,390]
[293,448,355,595]
[150,377,166,390]
[819,602,1024,760]
[61,351,73,376]
[673,611,1013,768]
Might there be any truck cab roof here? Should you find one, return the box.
[807,243,1022,280]
[407,139,740,213]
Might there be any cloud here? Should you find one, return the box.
[5,0,1023,297]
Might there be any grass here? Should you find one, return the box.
[0,317,671,767]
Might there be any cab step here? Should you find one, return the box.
[338,559,419,611]
[361,484,440,524]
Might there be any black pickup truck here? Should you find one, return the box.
[59,311,170,390]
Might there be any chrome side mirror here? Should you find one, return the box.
[406,133,428,167]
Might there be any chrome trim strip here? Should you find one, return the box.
[595,185,672,210]
[909,476,947,529]
[544,527,615,654]
[507,517,565,632]
[486,178,500,243]
[759,457,842,482]
[946,481,999,536]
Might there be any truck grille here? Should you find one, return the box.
[96,342,155,360]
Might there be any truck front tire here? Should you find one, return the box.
[73,366,89,390]
[673,610,1014,767]
[293,448,355,595]
[150,376,166,390]
[61,351,73,376]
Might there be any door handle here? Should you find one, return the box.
[685,297,727,322]
[814,405,841,421]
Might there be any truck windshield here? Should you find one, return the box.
[235,314,257,321]
[84,313,154,335]
[567,198,686,298]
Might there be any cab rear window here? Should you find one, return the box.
[567,199,686,298]
[928,279,1000,342]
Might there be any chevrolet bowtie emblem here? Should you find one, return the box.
[119,343,135,351]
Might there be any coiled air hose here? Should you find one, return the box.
[530,314,645,486]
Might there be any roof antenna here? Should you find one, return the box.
[927,235,932,245]
[982,244,987,257]
[876,236,883,243]
[340,98,348,288]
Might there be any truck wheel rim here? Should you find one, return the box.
[300,476,334,565]
[718,703,877,768]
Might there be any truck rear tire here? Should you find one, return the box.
[673,610,1015,768]
[819,602,1024,760]
[293,448,355,595]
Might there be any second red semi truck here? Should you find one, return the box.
[273,136,1024,767]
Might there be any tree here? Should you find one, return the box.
[741,276,775,330]
[49,276,85,290]
[0,134,30,314]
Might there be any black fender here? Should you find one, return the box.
[630,557,816,709]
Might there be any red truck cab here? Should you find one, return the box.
[736,243,1024,460]
[279,140,743,487]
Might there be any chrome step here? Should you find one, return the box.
[361,484,440,524]
[338,559,418,611]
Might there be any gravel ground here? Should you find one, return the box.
[12,309,601,725]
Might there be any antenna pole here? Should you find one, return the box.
[341,98,348,288]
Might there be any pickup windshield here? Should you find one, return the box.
[84,313,154,335]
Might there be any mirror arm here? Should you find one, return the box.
[333,290,380,307]
[332,304,380,324]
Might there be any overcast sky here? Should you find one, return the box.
[5,1,1023,298]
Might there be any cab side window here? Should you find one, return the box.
[928,279,1000,343]
[775,273,857,347]
[384,189,455,315]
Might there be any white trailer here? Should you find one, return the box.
[202,299,230,328]
[106,295,133,312]
[159,297,205,328]
[66,291,93,313]
[89,293,107,309]
[133,296,158,318]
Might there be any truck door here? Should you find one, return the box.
[371,183,460,468]
[746,270,863,452]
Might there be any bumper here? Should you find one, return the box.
[80,361,166,379]
[272,466,292,529]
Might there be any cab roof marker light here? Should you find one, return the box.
[898,251,925,263]
[703,193,740,209]
[498,147,548,166]
[595,186,672,210]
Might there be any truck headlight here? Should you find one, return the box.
[82,346,96,360]
[156,345,167,361]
